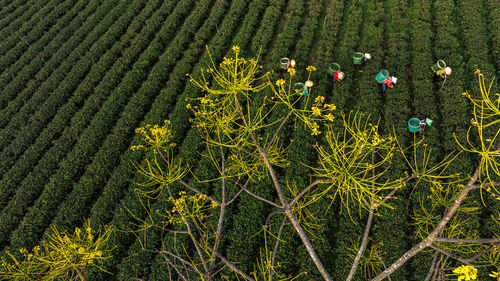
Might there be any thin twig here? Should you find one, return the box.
[429,244,470,265]
[424,253,439,281]
[228,178,283,208]
[270,216,287,281]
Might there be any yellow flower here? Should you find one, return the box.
[232,46,240,53]
[324,113,334,122]
[315,96,325,103]
[186,103,192,109]
[287,68,296,76]
[311,107,321,116]
[311,122,321,135]
[306,65,316,72]
[276,79,285,87]
[324,103,336,111]
[453,265,477,281]
[200,97,210,104]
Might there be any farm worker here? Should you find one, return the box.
[436,66,452,78]
[287,59,296,70]
[380,76,397,94]
[333,71,345,83]
[418,118,433,133]
[303,80,313,96]
[357,53,371,72]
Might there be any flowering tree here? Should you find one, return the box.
[128,47,500,281]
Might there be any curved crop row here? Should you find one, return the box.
[0,0,128,176]
[0,0,78,73]
[0,0,98,131]
[458,0,497,89]
[272,0,329,278]
[486,0,500,76]
[0,0,142,249]
[54,1,215,236]
[249,0,286,56]
[51,0,214,234]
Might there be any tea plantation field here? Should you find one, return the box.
[1,0,499,280]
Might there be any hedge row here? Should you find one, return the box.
[371,1,413,280]
[0,0,141,249]
[321,1,364,280]
[457,3,499,278]
[486,0,500,76]
[0,0,78,78]
[407,1,443,279]
[277,0,331,278]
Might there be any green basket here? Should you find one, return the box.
[280,58,289,69]
[327,63,340,75]
[408,118,420,132]
[353,52,364,64]
[375,69,389,83]
[431,60,446,72]
[294,83,305,94]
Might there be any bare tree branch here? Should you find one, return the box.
[228,178,283,208]
[208,140,228,279]
[435,238,500,244]
[234,97,333,281]
[424,253,439,281]
[289,179,334,207]
[215,251,255,281]
[370,157,485,281]
[266,110,294,153]
[346,207,375,281]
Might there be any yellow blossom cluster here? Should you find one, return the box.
[453,265,477,281]
[162,191,218,226]
[131,120,175,151]
[0,220,113,281]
